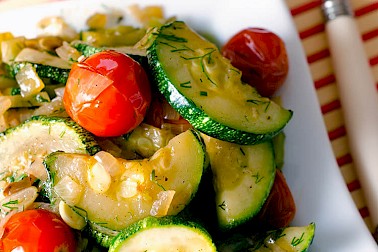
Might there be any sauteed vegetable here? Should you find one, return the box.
[0,5,315,251]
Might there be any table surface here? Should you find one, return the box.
[286,0,378,233]
[0,0,377,234]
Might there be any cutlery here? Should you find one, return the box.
[322,0,378,235]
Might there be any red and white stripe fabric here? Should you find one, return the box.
[287,0,378,232]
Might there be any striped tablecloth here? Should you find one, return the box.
[286,0,378,232]
[0,0,377,233]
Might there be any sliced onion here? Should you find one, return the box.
[55,41,81,63]
[53,175,83,206]
[0,186,38,217]
[161,122,192,135]
[37,16,79,42]
[15,63,45,98]
[0,96,11,114]
[150,190,175,217]
[162,100,181,121]
[32,96,68,117]
[94,151,123,177]
[54,87,65,97]
[27,157,48,181]
[88,161,112,194]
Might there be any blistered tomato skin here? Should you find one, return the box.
[256,169,296,229]
[63,50,151,137]
[0,209,77,252]
[221,28,289,97]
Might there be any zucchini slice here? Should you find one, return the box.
[202,134,276,230]
[147,21,293,145]
[6,47,72,84]
[0,115,100,175]
[109,216,216,252]
[43,129,206,244]
[96,123,175,159]
[217,223,316,252]
[7,61,70,84]
[71,41,147,66]
[5,91,51,108]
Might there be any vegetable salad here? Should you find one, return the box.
[0,4,315,251]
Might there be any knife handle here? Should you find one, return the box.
[325,10,378,227]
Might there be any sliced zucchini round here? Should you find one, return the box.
[109,216,216,252]
[7,61,70,84]
[217,222,316,252]
[147,21,293,145]
[43,129,206,246]
[201,134,276,230]
[0,115,100,178]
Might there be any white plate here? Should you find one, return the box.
[0,0,377,251]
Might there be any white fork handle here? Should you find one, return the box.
[325,13,378,228]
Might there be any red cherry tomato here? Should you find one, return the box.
[63,50,151,137]
[144,91,191,133]
[0,209,77,252]
[222,28,289,97]
[257,169,296,229]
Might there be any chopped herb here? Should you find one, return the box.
[180,81,192,88]
[291,232,305,247]
[180,48,217,86]
[246,99,265,105]
[158,41,178,49]
[59,130,66,138]
[240,147,246,156]
[252,172,264,184]
[230,67,241,74]
[15,173,28,182]
[246,99,271,112]
[218,201,226,210]
[159,33,188,43]
[73,205,88,219]
[150,169,166,191]
[200,91,208,96]
[2,199,19,210]
[171,44,194,53]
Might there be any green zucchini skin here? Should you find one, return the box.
[0,115,101,166]
[146,21,293,145]
[72,42,103,57]
[217,222,316,252]
[72,42,147,65]
[6,62,70,84]
[19,115,100,155]
[42,129,206,248]
[84,222,120,249]
[201,134,276,230]
[109,216,216,252]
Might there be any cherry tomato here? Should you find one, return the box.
[222,28,289,97]
[256,169,296,229]
[0,209,77,252]
[144,91,191,133]
[63,50,151,137]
